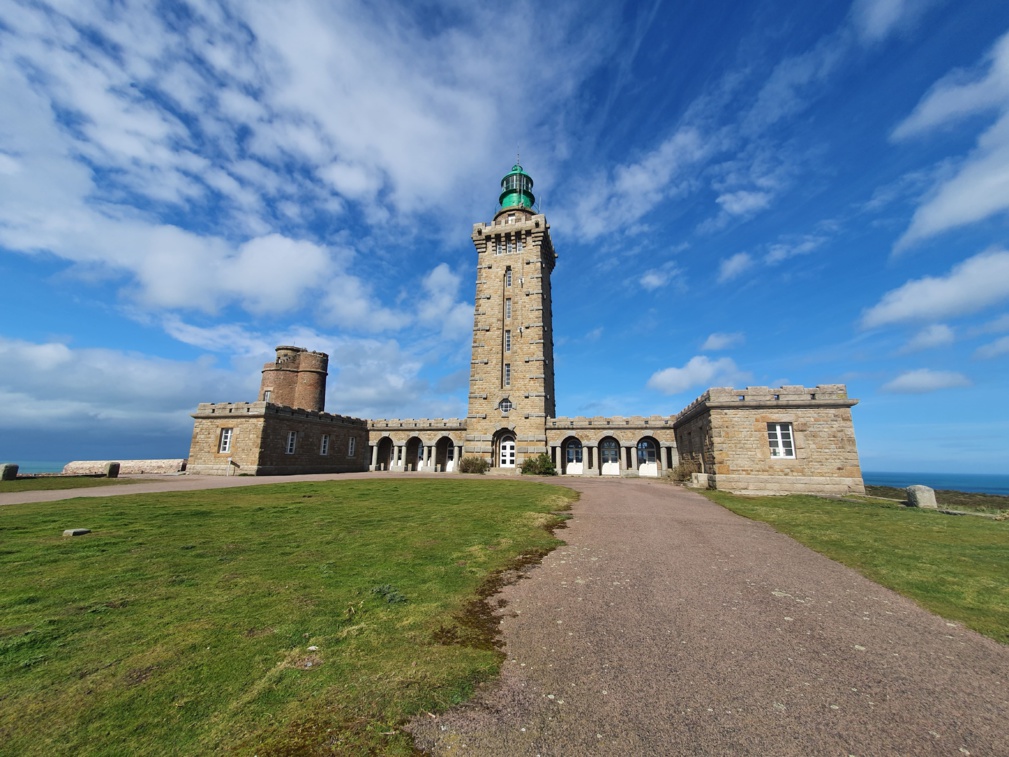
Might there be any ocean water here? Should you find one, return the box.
[863,471,1009,496]
[8,461,68,474]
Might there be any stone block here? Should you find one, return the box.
[0,464,18,481]
[63,528,91,537]
[105,462,120,478]
[906,485,937,509]
[690,472,711,489]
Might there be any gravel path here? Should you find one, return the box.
[409,477,1009,756]
[5,473,1007,754]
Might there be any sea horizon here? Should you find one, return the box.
[6,460,1009,496]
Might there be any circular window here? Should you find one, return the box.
[499,398,513,413]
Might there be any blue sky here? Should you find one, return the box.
[1,0,1008,473]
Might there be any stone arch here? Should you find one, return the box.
[435,436,456,472]
[598,435,621,476]
[492,427,517,469]
[405,436,423,472]
[375,436,394,471]
[636,436,660,477]
[561,435,584,475]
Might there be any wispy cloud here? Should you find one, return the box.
[647,356,750,395]
[900,323,955,352]
[882,368,971,393]
[861,248,1009,328]
[893,31,1009,250]
[701,332,745,351]
[851,0,937,44]
[975,336,1009,359]
[717,252,755,283]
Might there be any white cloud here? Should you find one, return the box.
[417,263,474,340]
[0,336,249,433]
[975,336,1009,359]
[893,32,1009,249]
[901,323,955,352]
[717,252,754,283]
[882,369,971,394]
[639,262,683,291]
[851,0,934,43]
[765,235,826,265]
[861,249,1009,328]
[564,128,714,239]
[701,332,744,351]
[647,356,749,395]
[716,190,772,216]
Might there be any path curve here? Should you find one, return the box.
[408,477,1009,756]
[5,473,1008,753]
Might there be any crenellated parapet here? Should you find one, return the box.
[675,385,857,427]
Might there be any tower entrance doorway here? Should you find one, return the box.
[499,436,516,468]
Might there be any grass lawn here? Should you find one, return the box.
[0,477,154,493]
[704,491,1009,645]
[864,484,1009,512]
[0,479,576,755]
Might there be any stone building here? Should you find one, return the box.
[187,347,369,475]
[188,164,864,494]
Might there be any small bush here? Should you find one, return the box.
[520,453,556,476]
[458,456,490,474]
[669,460,700,483]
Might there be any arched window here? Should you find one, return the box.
[565,439,583,464]
[600,438,619,464]
[637,439,657,465]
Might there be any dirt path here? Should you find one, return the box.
[409,478,1009,756]
[5,473,1007,753]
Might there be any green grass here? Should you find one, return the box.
[864,484,1009,512]
[0,479,576,755]
[0,477,153,493]
[704,491,1009,644]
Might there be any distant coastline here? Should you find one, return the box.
[863,471,1009,497]
[6,461,1008,496]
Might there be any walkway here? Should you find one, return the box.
[409,478,1009,755]
[4,474,1007,753]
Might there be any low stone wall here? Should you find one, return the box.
[710,473,866,496]
[63,459,187,475]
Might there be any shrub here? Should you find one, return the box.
[458,456,490,474]
[669,459,700,483]
[520,453,556,476]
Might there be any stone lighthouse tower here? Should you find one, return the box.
[465,163,557,469]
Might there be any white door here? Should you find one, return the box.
[445,445,455,472]
[500,438,516,468]
[637,440,659,477]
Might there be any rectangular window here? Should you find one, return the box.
[503,363,511,387]
[505,298,512,319]
[505,268,512,287]
[320,434,330,455]
[504,329,511,352]
[767,423,795,458]
[219,427,233,454]
[516,237,523,251]
[286,431,297,455]
[348,437,356,457]
[263,389,271,402]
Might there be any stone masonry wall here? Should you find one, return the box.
[674,385,864,495]
[188,402,369,475]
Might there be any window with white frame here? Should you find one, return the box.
[767,422,795,458]
[503,363,511,386]
[495,239,502,255]
[504,329,512,352]
[516,236,523,251]
[219,427,233,454]
[505,267,512,287]
[286,431,297,455]
[263,389,271,402]
[320,434,330,455]
[505,298,512,319]
[348,437,356,457]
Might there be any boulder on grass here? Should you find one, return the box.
[906,484,937,509]
[0,464,18,481]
